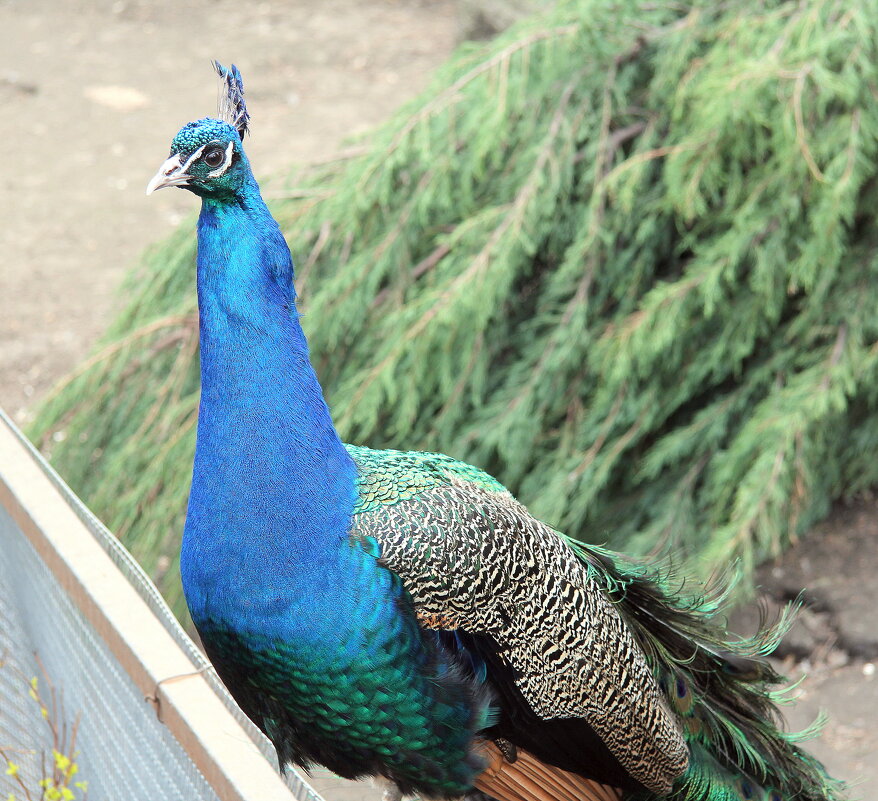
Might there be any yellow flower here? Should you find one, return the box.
[52,751,70,772]
[4,762,18,777]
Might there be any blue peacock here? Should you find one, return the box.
[146,63,843,801]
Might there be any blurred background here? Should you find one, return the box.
[1,0,876,797]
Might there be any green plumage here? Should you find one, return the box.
[351,446,509,514]
[199,628,486,794]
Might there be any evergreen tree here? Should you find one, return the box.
[32,0,878,621]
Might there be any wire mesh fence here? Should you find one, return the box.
[0,410,324,801]
[0,504,223,800]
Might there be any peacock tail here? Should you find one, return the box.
[573,544,842,801]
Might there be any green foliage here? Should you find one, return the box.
[30,0,878,620]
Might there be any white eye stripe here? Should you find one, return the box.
[206,141,235,178]
[180,144,207,174]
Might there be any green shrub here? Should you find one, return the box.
[31,0,878,620]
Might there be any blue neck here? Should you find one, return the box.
[182,177,359,638]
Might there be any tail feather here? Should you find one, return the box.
[562,538,844,801]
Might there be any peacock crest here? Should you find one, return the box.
[213,60,249,139]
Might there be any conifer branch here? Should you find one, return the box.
[358,23,578,192]
[30,0,878,615]
[39,314,196,408]
[348,75,585,412]
[371,244,452,309]
[792,65,826,183]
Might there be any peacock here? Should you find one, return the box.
[146,63,843,801]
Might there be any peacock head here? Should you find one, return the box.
[147,62,251,200]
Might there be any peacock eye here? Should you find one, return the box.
[202,146,226,169]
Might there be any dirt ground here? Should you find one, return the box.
[731,502,878,798]
[1,0,875,797]
[0,0,459,423]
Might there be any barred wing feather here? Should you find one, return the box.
[347,445,688,796]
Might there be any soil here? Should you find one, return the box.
[1,0,875,797]
[730,500,878,798]
[0,0,458,423]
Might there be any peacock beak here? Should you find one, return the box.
[146,154,192,195]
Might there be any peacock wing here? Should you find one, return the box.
[347,445,688,796]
